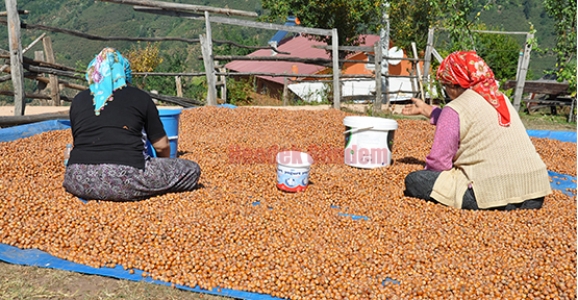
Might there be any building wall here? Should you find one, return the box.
[341,51,418,77]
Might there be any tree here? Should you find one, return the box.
[260,0,382,54]
[260,0,492,53]
[542,0,576,95]
[389,0,441,51]
[125,42,163,89]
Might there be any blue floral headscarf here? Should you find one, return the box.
[85,48,132,116]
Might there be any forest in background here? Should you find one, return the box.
[0,0,561,101]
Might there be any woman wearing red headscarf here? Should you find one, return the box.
[401,51,551,210]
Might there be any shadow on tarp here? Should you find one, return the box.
[0,107,574,298]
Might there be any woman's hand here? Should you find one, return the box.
[402,98,434,118]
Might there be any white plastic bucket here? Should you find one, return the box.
[276,151,313,192]
[343,116,398,168]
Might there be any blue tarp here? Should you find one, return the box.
[527,129,577,143]
[0,243,278,300]
[0,112,575,299]
[0,119,71,142]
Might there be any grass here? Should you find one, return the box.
[0,262,236,300]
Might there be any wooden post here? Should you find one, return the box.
[33,50,48,105]
[373,42,382,113]
[175,75,183,97]
[201,11,217,106]
[422,28,434,81]
[282,77,289,106]
[512,33,533,112]
[331,28,340,109]
[515,48,523,81]
[423,28,435,102]
[219,66,227,102]
[42,36,61,106]
[380,5,390,108]
[5,0,25,116]
[412,42,425,103]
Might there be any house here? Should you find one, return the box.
[225,26,419,102]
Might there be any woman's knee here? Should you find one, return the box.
[404,170,440,199]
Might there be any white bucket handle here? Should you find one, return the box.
[343,126,373,135]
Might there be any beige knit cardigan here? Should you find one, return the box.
[430,89,552,209]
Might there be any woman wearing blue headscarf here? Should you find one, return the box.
[63,48,201,201]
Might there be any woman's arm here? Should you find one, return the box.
[151,135,171,158]
[425,107,460,171]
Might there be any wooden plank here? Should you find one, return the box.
[0,53,78,72]
[437,27,529,35]
[212,55,381,66]
[504,80,569,95]
[0,111,69,127]
[42,36,61,106]
[7,20,288,54]
[133,7,333,36]
[207,55,328,65]
[5,0,25,116]
[0,9,28,17]
[31,74,86,91]
[22,33,46,54]
[98,0,258,18]
[0,89,73,102]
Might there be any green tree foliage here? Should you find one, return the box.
[388,0,440,51]
[435,23,523,81]
[260,0,382,51]
[125,42,163,89]
[542,0,576,95]
[227,77,255,105]
[145,51,186,97]
[476,32,523,81]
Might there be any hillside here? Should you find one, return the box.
[0,0,559,79]
[0,0,269,72]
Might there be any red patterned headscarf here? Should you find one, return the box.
[436,51,510,127]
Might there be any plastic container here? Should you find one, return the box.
[276,151,313,192]
[343,116,398,168]
[147,108,182,158]
[63,143,72,166]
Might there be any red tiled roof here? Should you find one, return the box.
[225,34,380,85]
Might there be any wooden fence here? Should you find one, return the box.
[1,0,437,121]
